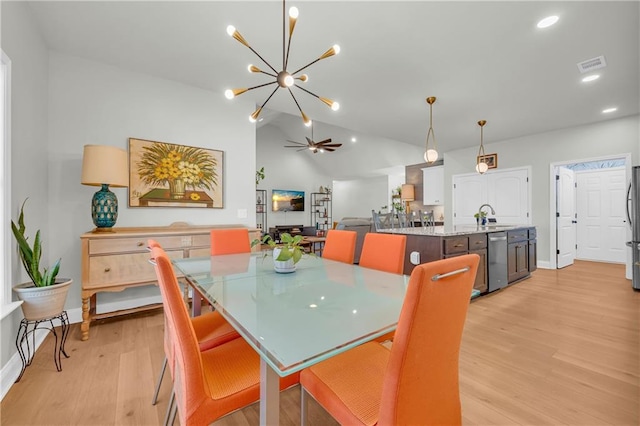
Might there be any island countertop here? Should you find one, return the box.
[379,224,532,237]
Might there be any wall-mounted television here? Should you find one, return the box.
[272,189,305,212]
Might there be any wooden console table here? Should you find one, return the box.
[80,224,260,340]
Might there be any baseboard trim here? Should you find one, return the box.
[537,261,552,269]
[1,327,49,401]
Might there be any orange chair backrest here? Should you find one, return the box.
[322,229,357,264]
[147,239,162,250]
[358,233,406,274]
[151,247,209,425]
[210,228,251,255]
[378,254,479,426]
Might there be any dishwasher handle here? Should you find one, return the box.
[489,236,507,242]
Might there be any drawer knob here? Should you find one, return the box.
[104,267,111,272]
[137,242,144,247]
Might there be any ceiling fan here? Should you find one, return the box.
[284,123,343,154]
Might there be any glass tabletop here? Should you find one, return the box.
[173,252,409,376]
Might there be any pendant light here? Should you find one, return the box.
[424,97,438,163]
[225,0,340,127]
[475,120,489,174]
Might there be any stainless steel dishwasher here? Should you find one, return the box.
[488,232,508,292]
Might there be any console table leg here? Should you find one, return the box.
[81,297,90,341]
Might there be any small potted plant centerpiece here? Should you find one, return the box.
[474,211,488,226]
[11,199,72,320]
[252,232,307,273]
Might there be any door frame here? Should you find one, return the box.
[548,153,632,269]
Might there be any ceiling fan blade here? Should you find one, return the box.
[305,136,314,146]
[285,140,306,146]
[297,148,308,152]
[317,138,332,144]
[319,143,342,148]
[284,145,305,148]
[324,148,336,152]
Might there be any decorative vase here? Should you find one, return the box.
[272,247,296,273]
[91,184,118,229]
[13,279,72,321]
[169,178,186,199]
[481,217,487,226]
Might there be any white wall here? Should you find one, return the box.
[256,124,331,228]
[333,176,389,220]
[46,52,257,311]
[1,1,50,373]
[444,115,639,266]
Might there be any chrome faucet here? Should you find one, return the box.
[478,203,495,218]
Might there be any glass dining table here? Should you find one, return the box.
[172,252,410,426]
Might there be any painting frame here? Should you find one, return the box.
[477,153,498,169]
[128,138,224,208]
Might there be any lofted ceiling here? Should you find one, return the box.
[25,1,640,152]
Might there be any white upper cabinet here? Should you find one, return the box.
[422,166,444,205]
[453,167,530,225]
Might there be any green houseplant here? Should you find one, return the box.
[251,232,307,273]
[11,199,72,320]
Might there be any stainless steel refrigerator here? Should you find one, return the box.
[626,165,640,290]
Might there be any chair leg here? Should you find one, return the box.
[151,356,168,405]
[301,386,308,426]
[163,389,175,426]
[168,397,178,426]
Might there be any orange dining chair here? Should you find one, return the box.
[150,246,299,426]
[210,228,251,255]
[148,240,240,407]
[300,254,479,426]
[322,229,357,264]
[359,232,406,274]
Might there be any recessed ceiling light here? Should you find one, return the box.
[351,137,357,143]
[582,75,600,83]
[537,15,559,29]
[602,107,617,114]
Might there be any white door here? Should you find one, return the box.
[576,167,627,263]
[452,174,487,225]
[557,167,576,268]
[488,169,529,224]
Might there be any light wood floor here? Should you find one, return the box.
[2,260,638,425]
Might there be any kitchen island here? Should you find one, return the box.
[379,224,537,294]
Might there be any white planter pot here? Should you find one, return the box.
[13,279,72,321]
[273,247,296,273]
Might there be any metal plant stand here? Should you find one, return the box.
[15,310,70,382]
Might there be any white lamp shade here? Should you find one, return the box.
[81,145,129,187]
[401,184,415,201]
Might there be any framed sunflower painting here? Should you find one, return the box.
[128,138,224,208]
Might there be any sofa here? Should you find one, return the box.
[335,217,375,263]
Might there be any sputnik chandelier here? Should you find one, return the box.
[224,0,340,126]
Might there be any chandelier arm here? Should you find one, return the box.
[287,88,304,114]
[244,81,279,93]
[243,44,278,74]
[285,32,294,71]
[259,86,280,110]
[291,58,322,76]
[293,84,322,100]
[282,0,286,70]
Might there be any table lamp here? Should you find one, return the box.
[401,184,415,214]
[81,144,128,232]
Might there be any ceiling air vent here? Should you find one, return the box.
[576,55,607,73]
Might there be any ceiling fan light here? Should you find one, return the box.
[424,149,438,163]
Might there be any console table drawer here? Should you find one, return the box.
[87,251,184,288]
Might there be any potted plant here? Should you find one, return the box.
[474,211,487,225]
[255,166,265,186]
[11,199,72,320]
[251,232,307,273]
